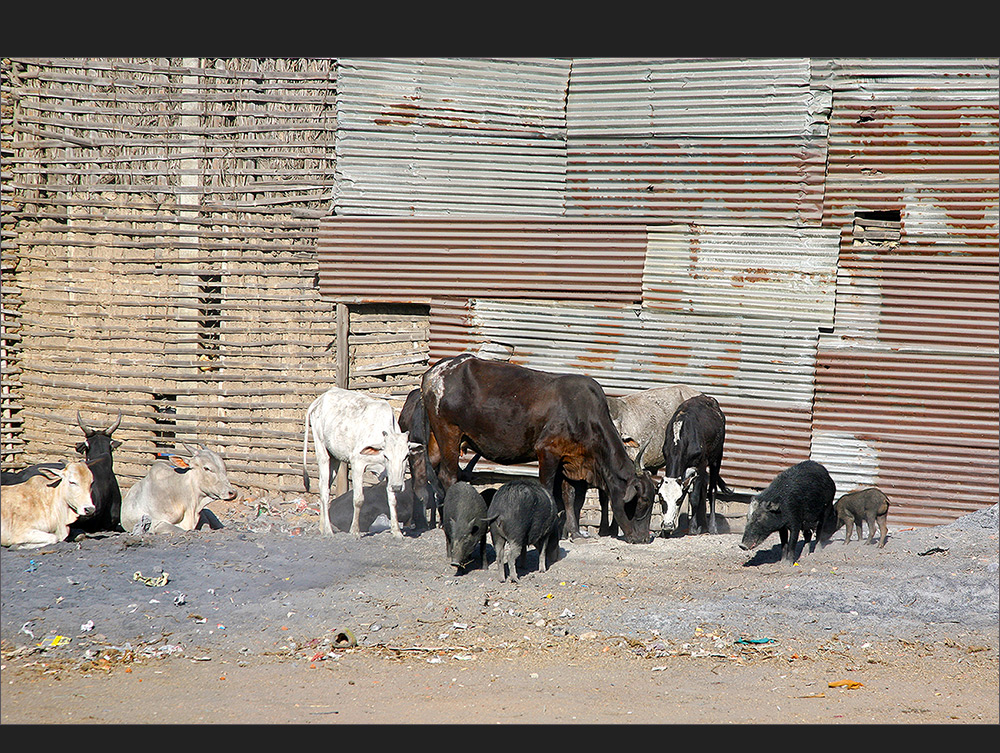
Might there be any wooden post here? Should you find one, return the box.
[334,302,349,495]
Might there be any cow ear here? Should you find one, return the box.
[168,454,190,469]
[360,446,381,456]
[111,440,122,450]
[38,466,64,482]
[75,441,88,455]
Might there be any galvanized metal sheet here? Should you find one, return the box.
[565,58,830,222]
[568,58,825,138]
[565,138,828,223]
[334,58,571,216]
[644,225,841,328]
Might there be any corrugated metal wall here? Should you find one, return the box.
[317,57,998,528]
[565,58,829,223]
[809,58,999,526]
[333,58,571,217]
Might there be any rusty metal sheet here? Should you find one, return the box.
[316,216,648,304]
[812,59,999,526]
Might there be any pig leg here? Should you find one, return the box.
[782,525,801,563]
[875,513,889,548]
[479,531,488,569]
[864,513,878,545]
[504,542,522,583]
[853,514,865,541]
[842,515,855,544]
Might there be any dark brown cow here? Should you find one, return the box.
[421,354,656,544]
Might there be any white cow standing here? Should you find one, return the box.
[302,386,417,539]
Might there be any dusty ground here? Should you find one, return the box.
[1,491,997,725]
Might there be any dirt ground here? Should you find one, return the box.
[1,490,997,725]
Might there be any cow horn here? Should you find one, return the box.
[106,409,122,434]
[77,411,96,437]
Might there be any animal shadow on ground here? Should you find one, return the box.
[741,539,826,567]
[454,544,567,580]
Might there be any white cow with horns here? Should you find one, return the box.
[303,386,418,539]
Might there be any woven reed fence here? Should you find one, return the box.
[1,57,428,492]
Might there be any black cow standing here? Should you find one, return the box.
[656,394,732,536]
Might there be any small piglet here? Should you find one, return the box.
[485,479,563,583]
[443,481,489,573]
[739,460,836,564]
[834,487,891,548]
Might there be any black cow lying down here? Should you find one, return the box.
[420,354,656,544]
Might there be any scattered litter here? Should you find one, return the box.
[80,620,95,632]
[559,608,576,618]
[918,546,949,556]
[452,622,468,630]
[133,571,169,587]
[333,628,357,648]
[369,514,391,533]
[736,637,776,645]
[38,635,70,649]
[25,560,37,573]
[427,656,443,663]
[20,623,34,639]
[173,593,187,606]
[829,679,864,690]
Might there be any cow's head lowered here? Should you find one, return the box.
[360,429,417,494]
[657,467,697,534]
[618,469,657,543]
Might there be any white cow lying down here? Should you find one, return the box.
[303,386,418,539]
[121,445,236,534]
[1,461,95,549]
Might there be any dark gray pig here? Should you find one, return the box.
[443,481,489,573]
[485,479,563,583]
[834,487,891,548]
[739,460,836,564]
[327,478,416,534]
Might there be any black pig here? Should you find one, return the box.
[739,460,836,564]
[485,479,563,583]
[834,487,891,548]
[443,481,489,573]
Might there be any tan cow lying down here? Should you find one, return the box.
[121,446,237,534]
[1,461,95,549]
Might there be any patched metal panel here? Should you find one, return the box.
[565,58,830,222]
[811,58,999,526]
[334,58,571,216]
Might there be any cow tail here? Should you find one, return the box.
[714,470,733,497]
[302,403,312,492]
